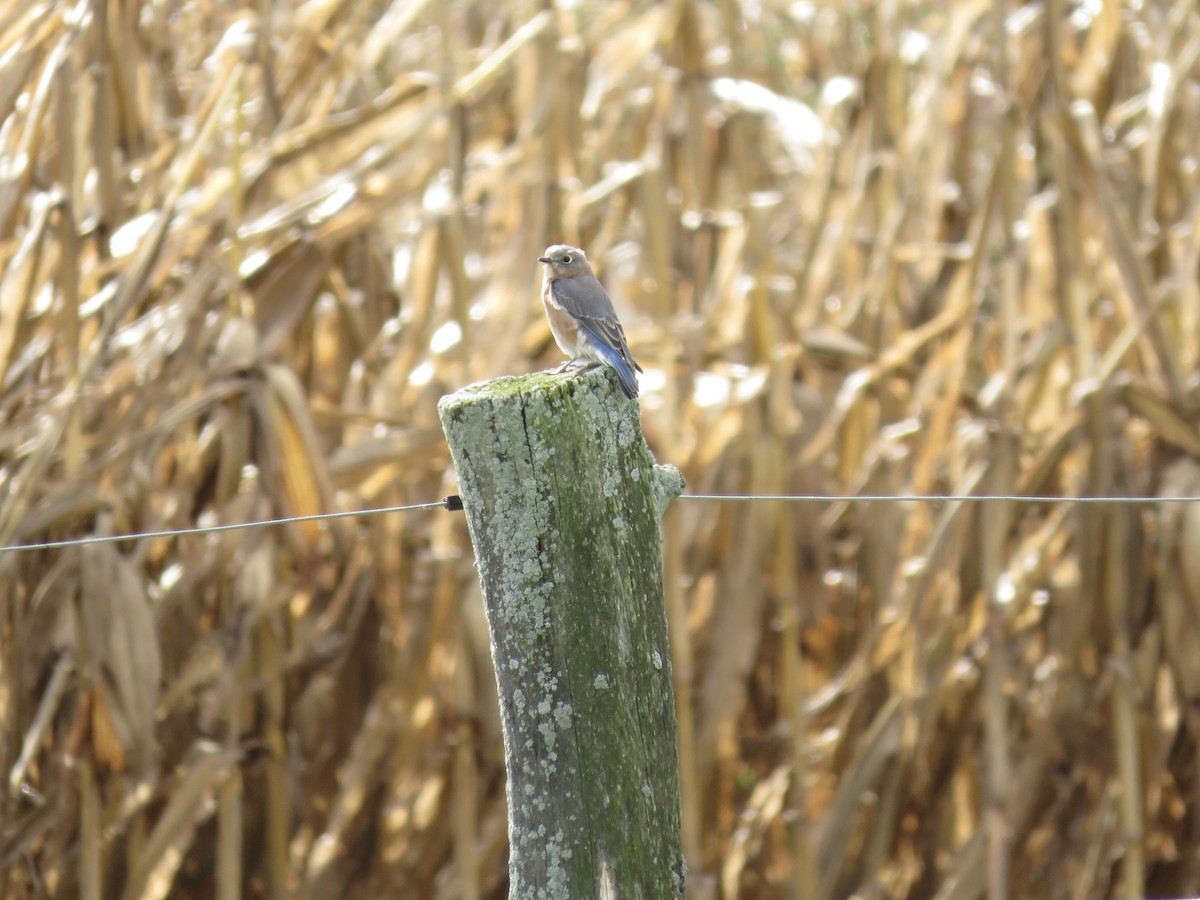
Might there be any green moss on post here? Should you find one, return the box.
[438,365,686,899]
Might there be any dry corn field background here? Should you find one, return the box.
[5,0,1200,897]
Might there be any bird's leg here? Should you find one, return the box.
[553,358,600,374]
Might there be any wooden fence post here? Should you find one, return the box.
[438,366,686,898]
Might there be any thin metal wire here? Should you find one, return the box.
[0,500,447,555]
[678,493,1198,504]
[0,492,1195,555]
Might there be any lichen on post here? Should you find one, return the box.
[438,364,686,899]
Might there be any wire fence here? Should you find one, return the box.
[0,492,1194,554]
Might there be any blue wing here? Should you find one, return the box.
[549,275,642,399]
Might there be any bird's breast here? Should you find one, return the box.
[542,281,582,356]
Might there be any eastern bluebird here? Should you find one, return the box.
[538,244,642,399]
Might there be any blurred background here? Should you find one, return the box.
[3,0,1200,897]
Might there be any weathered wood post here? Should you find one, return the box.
[438,365,686,898]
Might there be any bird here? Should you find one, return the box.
[537,244,642,399]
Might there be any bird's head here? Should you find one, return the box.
[538,244,590,277]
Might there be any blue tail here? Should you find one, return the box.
[592,342,639,399]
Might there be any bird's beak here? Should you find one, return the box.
[537,256,551,264]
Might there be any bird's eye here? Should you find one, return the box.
[560,254,572,264]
